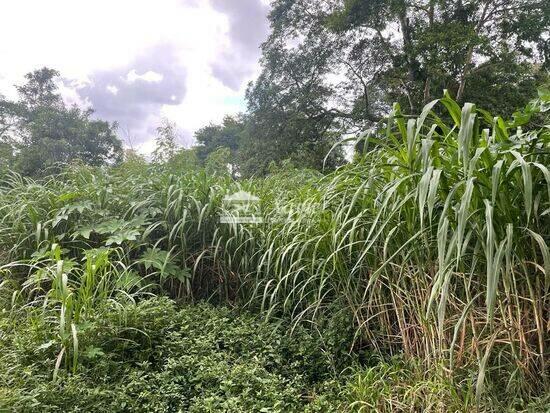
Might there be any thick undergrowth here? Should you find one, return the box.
[0,296,352,412]
[0,92,549,411]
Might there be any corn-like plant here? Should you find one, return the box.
[1,243,146,376]
[208,92,549,401]
[0,92,547,404]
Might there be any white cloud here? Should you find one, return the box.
[126,70,164,84]
[106,85,119,95]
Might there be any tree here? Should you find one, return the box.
[0,68,123,176]
[461,55,548,118]
[0,140,14,176]
[204,147,231,175]
[326,0,548,110]
[243,34,346,176]
[194,115,245,176]
[0,96,16,174]
[16,68,62,109]
[152,118,179,164]
[247,0,549,159]
[169,148,199,171]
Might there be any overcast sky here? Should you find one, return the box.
[0,0,270,153]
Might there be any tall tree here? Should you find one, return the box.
[326,0,548,111]
[16,68,63,109]
[247,0,549,156]
[243,33,347,176]
[0,68,123,176]
[194,115,245,176]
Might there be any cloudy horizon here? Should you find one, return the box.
[0,0,271,153]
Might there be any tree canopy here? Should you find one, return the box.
[193,0,548,177]
[0,68,122,176]
[194,115,244,176]
[237,0,549,170]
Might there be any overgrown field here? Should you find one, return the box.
[1,93,549,411]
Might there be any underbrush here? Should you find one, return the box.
[0,297,351,412]
[1,295,545,412]
[1,92,549,410]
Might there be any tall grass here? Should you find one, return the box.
[0,92,548,404]
[210,92,549,401]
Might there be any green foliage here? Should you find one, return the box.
[204,146,231,175]
[152,118,179,164]
[0,297,349,412]
[0,141,14,175]
[462,57,548,118]
[244,36,346,176]
[195,115,244,175]
[250,0,549,154]
[346,357,550,412]
[347,357,476,412]
[0,68,123,177]
[168,147,199,171]
[0,94,549,409]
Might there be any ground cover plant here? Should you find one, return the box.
[0,296,356,412]
[0,92,549,411]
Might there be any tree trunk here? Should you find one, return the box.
[456,0,490,101]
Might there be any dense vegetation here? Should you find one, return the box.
[0,2,549,410]
[1,297,352,411]
[193,0,549,176]
[1,91,548,411]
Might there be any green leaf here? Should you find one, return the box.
[83,345,105,359]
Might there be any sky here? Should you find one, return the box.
[0,0,271,153]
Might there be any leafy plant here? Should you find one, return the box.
[0,298,350,412]
[0,92,548,409]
